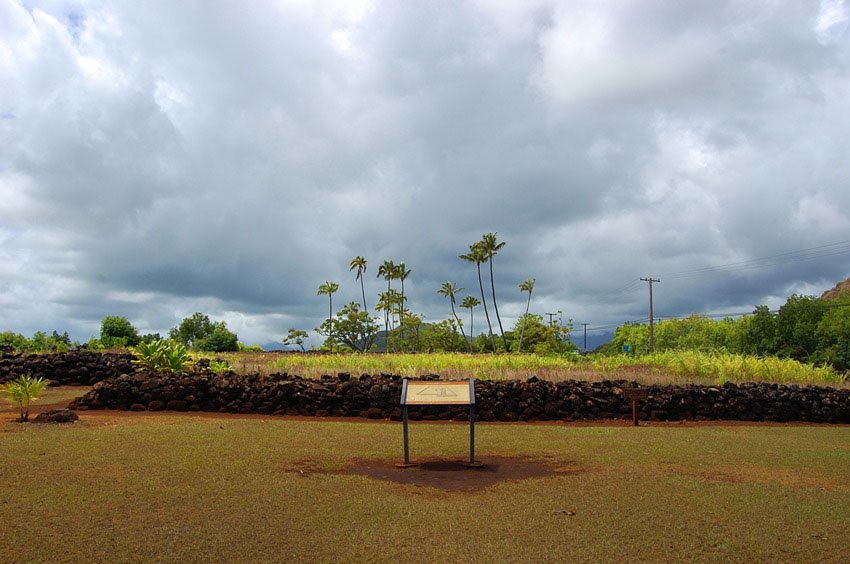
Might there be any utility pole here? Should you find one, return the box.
[581,323,588,352]
[545,312,557,326]
[640,277,660,352]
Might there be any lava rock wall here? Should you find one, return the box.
[71,371,850,424]
[5,352,847,423]
[0,351,135,386]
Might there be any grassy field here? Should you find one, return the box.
[1,388,849,562]
[203,351,847,387]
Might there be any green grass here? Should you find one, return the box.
[1,390,849,562]
[201,351,847,387]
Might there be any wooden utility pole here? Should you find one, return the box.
[545,312,557,326]
[640,277,660,352]
[582,323,588,352]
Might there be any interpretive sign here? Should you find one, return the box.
[623,388,649,402]
[403,381,472,405]
[623,387,649,426]
[397,379,480,468]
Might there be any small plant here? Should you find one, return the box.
[209,359,230,375]
[131,340,194,374]
[1,373,49,422]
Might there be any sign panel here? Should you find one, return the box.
[623,387,649,401]
[403,381,472,405]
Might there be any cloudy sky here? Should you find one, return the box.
[2,0,849,347]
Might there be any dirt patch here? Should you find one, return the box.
[345,456,581,492]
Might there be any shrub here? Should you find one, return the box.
[209,359,230,375]
[130,340,193,374]
[1,373,49,422]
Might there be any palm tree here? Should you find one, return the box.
[480,232,508,351]
[460,242,496,353]
[395,263,412,346]
[317,281,339,350]
[460,295,480,348]
[438,281,469,351]
[517,278,536,353]
[396,262,412,316]
[376,260,396,345]
[376,289,403,352]
[349,256,368,313]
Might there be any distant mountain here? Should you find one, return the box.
[571,331,614,353]
[820,276,850,300]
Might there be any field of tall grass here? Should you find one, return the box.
[199,351,847,387]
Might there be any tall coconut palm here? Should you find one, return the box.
[376,260,396,346]
[480,232,508,351]
[349,256,368,313]
[317,281,339,350]
[460,295,480,347]
[376,289,402,352]
[517,278,536,353]
[437,281,469,351]
[394,263,412,345]
[460,242,497,353]
[396,263,411,315]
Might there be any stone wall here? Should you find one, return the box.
[0,351,134,386]
[72,370,850,424]
[4,352,847,423]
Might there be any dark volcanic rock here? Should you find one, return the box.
[33,409,79,423]
[47,353,849,424]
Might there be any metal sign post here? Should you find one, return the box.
[623,387,649,426]
[397,378,480,468]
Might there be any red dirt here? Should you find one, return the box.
[283,456,582,492]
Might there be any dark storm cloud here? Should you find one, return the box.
[1,0,849,345]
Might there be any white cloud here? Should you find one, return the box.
[0,0,849,346]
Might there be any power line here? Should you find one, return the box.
[662,239,850,281]
[594,238,850,300]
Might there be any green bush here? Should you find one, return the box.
[100,316,140,347]
[209,359,230,375]
[170,313,239,352]
[130,340,193,374]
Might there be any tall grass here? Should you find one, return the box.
[195,351,846,387]
[591,351,844,386]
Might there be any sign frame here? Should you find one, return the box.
[397,378,480,467]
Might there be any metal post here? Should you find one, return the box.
[469,403,475,465]
[403,406,410,464]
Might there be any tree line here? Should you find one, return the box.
[599,293,850,370]
[0,313,251,353]
[294,232,576,354]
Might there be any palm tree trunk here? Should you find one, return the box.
[469,309,474,349]
[477,263,497,353]
[328,294,333,352]
[449,301,470,352]
[399,280,405,351]
[489,255,507,351]
[385,279,391,352]
[518,290,532,353]
[360,276,367,313]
